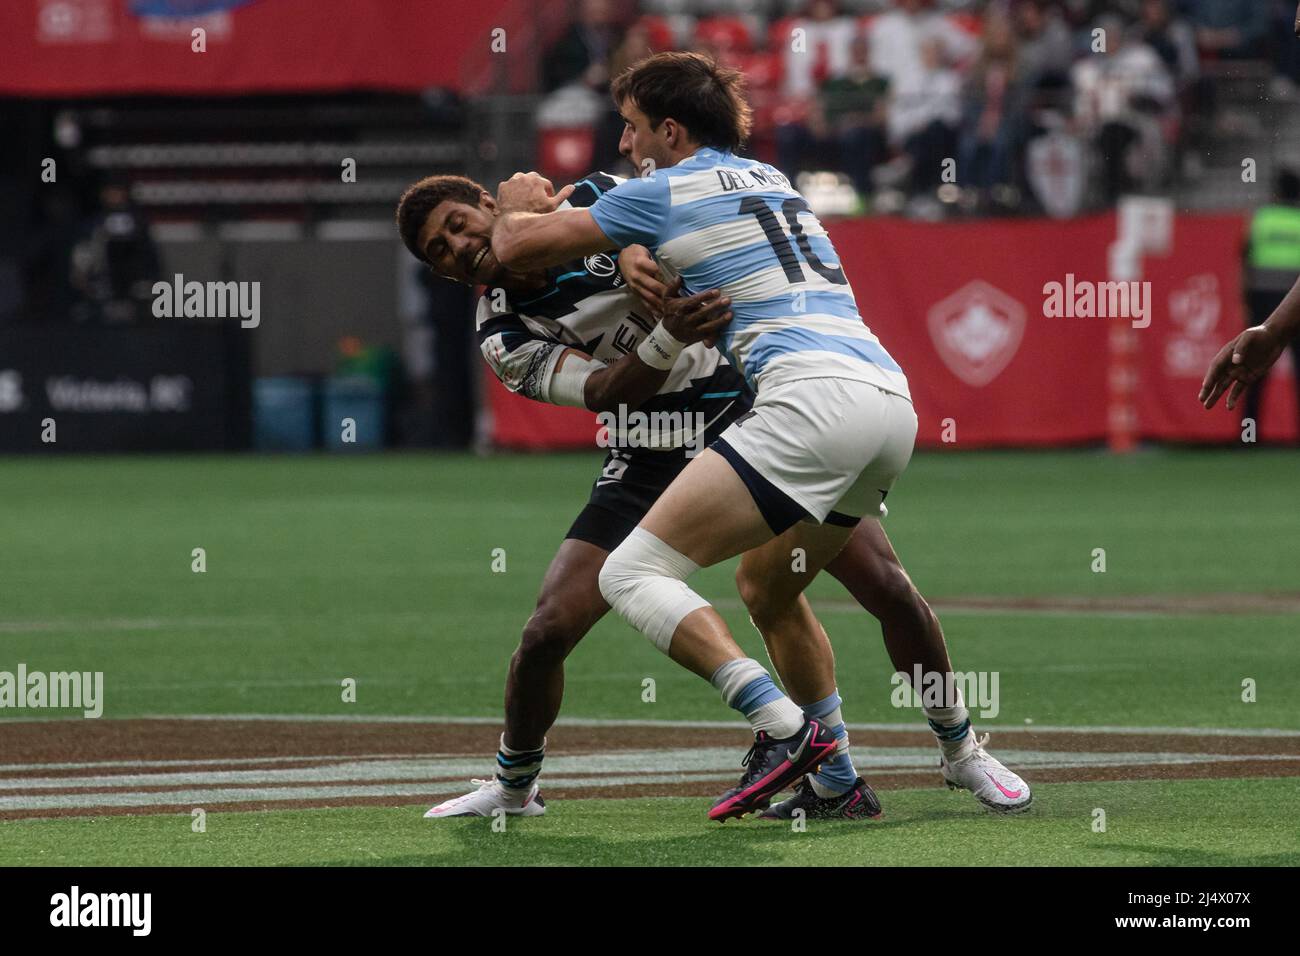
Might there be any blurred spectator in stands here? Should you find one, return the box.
[1013,0,1075,163]
[594,18,657,173]
[1060,0,1117,32]
[869,0,975,198]
[1272,0,1300,96]
[68,181,160,325]
[538,0,635,177]
[777,32,890,195]
[781,0,857,98]
[871,0,978,95]
[959,9,1027,204]
[1139,0,1199,89]
[1137,0,1198,181]
[1071,15,1176,203]
[891,35,963,197]
[1178,0,1269,60]
[611,17,657,79]
[542,0,625,93]
[1015,0,1074,88]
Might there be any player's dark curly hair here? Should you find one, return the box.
[395,174,488,263]
[611,51,752,153]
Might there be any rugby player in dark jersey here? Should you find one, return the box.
[396,168,1029,820]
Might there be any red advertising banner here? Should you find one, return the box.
[487,378,601,451]
[0,0,509,96]
[1135,215,1298,443]
[486,211,1298,450]
[845,214,1115,447]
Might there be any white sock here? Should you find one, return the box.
[808,775,844,798]
[710,659,805,738]
[747,698,806,739]
[924,688,974,761]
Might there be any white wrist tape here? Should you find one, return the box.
[636,322,687,371]
[546,349,605,408]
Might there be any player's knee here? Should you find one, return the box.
[867,560,930,627]
[598,528,708,653]
[735,565,772,625]
[596,544,638,610]
[735,564,798,630]
[517,604,583,665]
[598,528,683,605]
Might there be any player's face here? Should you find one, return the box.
[617,100,672,174]
[417,196,509,286]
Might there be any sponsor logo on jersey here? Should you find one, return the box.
[583,254,616,278]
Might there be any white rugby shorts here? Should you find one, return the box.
[713,377,917,530]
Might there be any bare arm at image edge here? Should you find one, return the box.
[1200,276,1300,410]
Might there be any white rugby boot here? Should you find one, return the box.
[939,733,1032,813]
[424,778,546,818]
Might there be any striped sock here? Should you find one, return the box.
[924,691,973,761]
[496,734,545,791]
[711,659,805,739]
[802,690,857,797]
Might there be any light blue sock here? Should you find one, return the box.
[802,690,857,795]
[711,659,805,738]
[731,672,783,714]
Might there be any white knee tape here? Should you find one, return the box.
[598,527,710,653]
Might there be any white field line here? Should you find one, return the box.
[4,592,1297,637]
[0,751,756,796]
[3,749,1298,795]
[0,777,744,813]
[4,714,1300,738]
[719,597,1190,620]
[84,714,1300,738]
[0,611,444,635]
[0,753,452,774]
[2,746,1298,813]
[0,618,232,634]
[712,597,1300,619]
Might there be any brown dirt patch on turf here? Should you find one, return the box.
[0,718,1296,820]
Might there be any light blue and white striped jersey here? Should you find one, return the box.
[588,147,910,399]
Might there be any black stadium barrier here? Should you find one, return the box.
[0,322,251,453]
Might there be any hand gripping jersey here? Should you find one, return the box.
[476,171,749,452]
[587,148,911,400]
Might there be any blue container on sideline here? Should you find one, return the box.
[253,377,316,451]
[322,375,385,451]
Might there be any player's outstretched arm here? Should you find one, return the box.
[492,172,616,271]
[1200,277,1300,409]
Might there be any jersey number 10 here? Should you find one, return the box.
[739,196,847,286]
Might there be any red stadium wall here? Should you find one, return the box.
[486,211,1299,450]
[0,0,513,95]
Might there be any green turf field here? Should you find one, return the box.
[4,779,1296,867]
[1,449,1297,726]
[1,449,1298,866]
